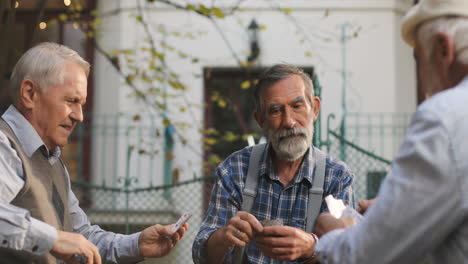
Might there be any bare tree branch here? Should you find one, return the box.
[209,17,243,65]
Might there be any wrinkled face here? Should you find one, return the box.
[257,75,319,161]
[30,62,87,150]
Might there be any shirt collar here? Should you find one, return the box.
[2,105,61,160]
[261,143,315,185]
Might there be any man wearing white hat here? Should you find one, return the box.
[296,0,468,263]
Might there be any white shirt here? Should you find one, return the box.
[0,105,142,263]
[316,77,468,263]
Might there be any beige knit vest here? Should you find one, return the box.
[0,118,72,264]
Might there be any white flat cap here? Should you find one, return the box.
[401,0,468,47]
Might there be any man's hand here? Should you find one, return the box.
[50,230,101,264]
[314,213,355,238]
[205,211,263,263]
[139,223,188,258]
[218,211,264,248]
[256,226,316,262]
[358,199,376,214]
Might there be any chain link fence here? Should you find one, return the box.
[70,128,394,263]
[326,130,392,203]
[65,113,405,263]
[72,177,216,264]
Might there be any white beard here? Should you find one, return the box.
[267,122,314,161]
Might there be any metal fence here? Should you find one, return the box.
[71,177,215,264]
[341,112,412,160]
[326,130,392,203]
[64,111,413,263]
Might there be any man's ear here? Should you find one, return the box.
[312,96,321,121]
[432,32,455,71]
[254,110,264,129]
[19,79,37,109]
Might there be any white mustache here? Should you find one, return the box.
[277,127,308,140]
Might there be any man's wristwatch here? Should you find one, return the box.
[298,233,319,263]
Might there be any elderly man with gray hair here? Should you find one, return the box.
[192,64,355,264]
[312,0,468,263]
[0,42,188,264]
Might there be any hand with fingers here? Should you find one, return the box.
[206,211,263,263]
[50,230,101,264]
[223,211,264,248]
[314,213,355,238]
[139,223,189,258]
[256,226,317,262]
[358,198,376,214]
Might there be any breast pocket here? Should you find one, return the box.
[290,217,306,230]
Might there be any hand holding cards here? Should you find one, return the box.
[325,195,362,222]
[171,212,192,233]
[260,219,283,227]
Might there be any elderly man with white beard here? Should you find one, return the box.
[192,64,355,264]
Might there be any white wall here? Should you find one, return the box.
[93,0,416,261]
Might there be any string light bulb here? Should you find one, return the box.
[39,22,47,30]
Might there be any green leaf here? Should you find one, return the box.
[186,4,196,11]
[208,154,222,164]
[59,14,68,21]
[93,17,102,26]
[282,8,292,14]
[204,128,218,135]
[205,138,217,145]
[136,15,143,23]
[126,74,135,83]
[223,131,238,142]
[217,99,227,108]
[198,4,211,16]
[142,73,152,83]
[240,80,251,89]
[212,7,225,18]
[163,118,171,127]
[120,49,135,55]
[168,80,186,90]
[178,52,188,59]
[149,60,156,70]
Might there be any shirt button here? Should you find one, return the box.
[32,245,38,252]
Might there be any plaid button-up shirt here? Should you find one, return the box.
[192,144,355,264]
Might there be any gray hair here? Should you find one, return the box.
[416,16,468,64]
[254,64,314,115]
[9,42,90,104]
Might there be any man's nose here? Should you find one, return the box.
[71,105,84,122]
[282,108,296,128]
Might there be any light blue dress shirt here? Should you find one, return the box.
[316,77,468,263]
[0,105,142,263]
